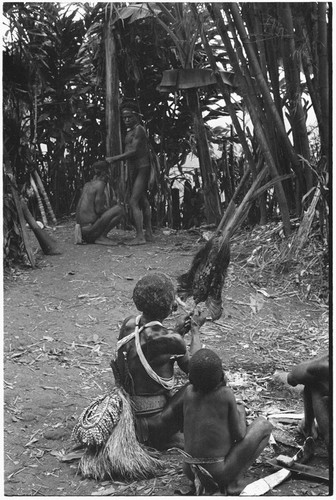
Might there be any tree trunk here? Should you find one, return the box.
[317,2,329,159]
[228,4,303,183]
[210,3,291,236]
[279,4,313,197]
[105,15,123,205]
[187,89,222,225]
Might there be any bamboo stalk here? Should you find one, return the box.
[30,175,48,227]
[287,186,321,259]
[33,171,57,225]
[9,182,35,268]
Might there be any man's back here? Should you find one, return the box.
[117,315,186,396]
[76,179,105,225]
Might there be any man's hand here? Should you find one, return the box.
[175,315,192,336]
[191,308,207,328]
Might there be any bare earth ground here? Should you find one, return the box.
[3,219,330,496]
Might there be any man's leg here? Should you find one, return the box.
[82,206,123,245]
[139,195,154,242]
[299,386,318,439]
[129,170,148,245]
[102,205,124,238]
[311,386,330,451]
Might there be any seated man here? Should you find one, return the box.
[76,160,124,245]
[182,349,272,495]
[287,354,329,452]
[111,272,204,450]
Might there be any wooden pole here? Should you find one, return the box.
[9,184,35,267]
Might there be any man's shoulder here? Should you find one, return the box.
[133,124,147,137]
[144,324,182,341]
[119,315,137,339]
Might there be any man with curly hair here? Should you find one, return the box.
[111,272,204,450]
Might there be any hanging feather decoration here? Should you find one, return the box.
[177,232,230,321]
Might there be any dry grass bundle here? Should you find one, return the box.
[78,388,163,481]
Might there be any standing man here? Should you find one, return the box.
[106,102,154,246]
[76,160,124,245]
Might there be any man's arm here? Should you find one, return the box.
[106,126,146,163]
[146,330,187,359]
[94,182,108,215]
[288,354,329,386]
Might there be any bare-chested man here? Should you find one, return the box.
[182,349,272,495]
[76,160,124,246]
[111,272,204,450]
[106,102,153,246]
[287,354,329,453]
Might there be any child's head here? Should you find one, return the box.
[189,349,225,392]
[133,273,175,320]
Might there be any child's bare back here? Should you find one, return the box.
[184,383,244,459]
[182,349,272,495]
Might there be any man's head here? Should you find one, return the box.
[189,349,224,392]
[92,160,109,178]
[120,101,141,128]
[133,273,176,320]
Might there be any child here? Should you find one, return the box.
[111,272,204,450]
[183,349,272,495]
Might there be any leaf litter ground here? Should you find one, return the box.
[4,219,330,496]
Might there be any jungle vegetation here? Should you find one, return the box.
[3,2,330,265]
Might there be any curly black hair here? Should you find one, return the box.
[133,273,175,319]
[120,100,140,114]
[189,349,224,392]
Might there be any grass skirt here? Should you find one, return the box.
[75,388,163,481]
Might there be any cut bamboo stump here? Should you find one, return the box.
[21,200,61,255]
[30,174,48,227]
[33,170,57,225]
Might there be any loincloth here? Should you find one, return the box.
[177,450,222,495]
[184,456,226,465]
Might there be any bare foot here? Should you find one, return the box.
[226,478,249,495]
[298,419,318,440]
[127,238,146,246]
[94,236,118,246]
[145,231,154,242]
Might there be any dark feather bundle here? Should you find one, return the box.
[177,233,230,320]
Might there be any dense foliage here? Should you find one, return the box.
[3,2,330,265]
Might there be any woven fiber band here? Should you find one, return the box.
[131,394,167,416]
